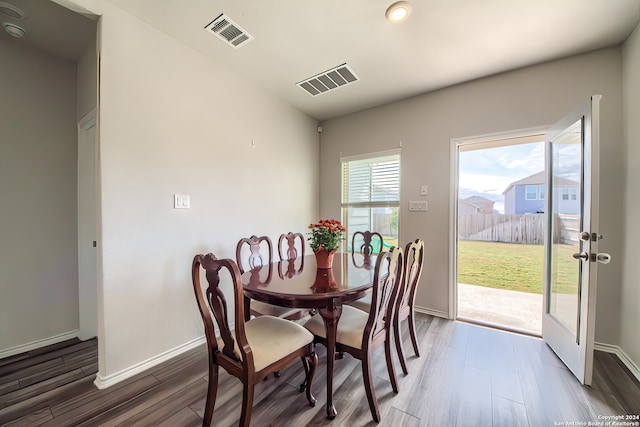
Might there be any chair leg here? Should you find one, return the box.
[361,353,381,422]
[304,352,318,406]
[202,363,218,427]
[299,355,310,392]
[408,310,420,357]
[394,316,409,375]
[385,332,399,393]
[239,383,255,427]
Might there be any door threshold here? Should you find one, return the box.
[456,316,542,338]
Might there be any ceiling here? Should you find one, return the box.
[3,0,639,121]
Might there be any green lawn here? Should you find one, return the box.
[457,240,578,294]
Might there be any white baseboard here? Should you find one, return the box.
[94,336,206,389]
[0,330,79,359]
[594,341,640,383]
[415,306,449,319]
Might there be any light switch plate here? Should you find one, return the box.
[409,201,428,211]
[174,194,190,209]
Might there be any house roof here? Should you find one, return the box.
[464,196,495,205]
[502,171,578,194]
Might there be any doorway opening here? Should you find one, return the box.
[453,130,546,335]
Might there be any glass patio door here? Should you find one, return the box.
[542,95,602,385]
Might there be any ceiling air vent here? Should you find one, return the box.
[204,14,253,49]
[297,63,358,96]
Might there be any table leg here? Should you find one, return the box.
[319,301,342,419]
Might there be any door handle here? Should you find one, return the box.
[572,252,589,260]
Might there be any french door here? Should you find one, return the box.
[542,95,602,385]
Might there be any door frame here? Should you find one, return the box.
[78,108,98,340]
[448,126,549,320]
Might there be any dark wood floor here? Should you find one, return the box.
[1,315,639,426]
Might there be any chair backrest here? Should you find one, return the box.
[351,231,384,255]
[191,254,253,368]
[278,232,305,261]
[397,239,424,315]
[364,246,404,343]
[236,235,273,274]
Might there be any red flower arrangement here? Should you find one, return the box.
[308,219,345,253]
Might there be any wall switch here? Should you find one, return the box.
[174,194,190,209]
[409,201,428,211]
[420,185,428,196]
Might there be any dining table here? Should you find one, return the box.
[241,252,377,419]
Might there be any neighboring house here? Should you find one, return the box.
[503,171,579,215]
[463,196,495,214]
[458,198,480,215]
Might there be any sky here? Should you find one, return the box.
[459,142,545,213]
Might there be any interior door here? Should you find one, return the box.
[542,95,601,385]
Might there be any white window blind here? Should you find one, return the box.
[342,153,400,206]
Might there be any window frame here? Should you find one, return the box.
[340,149,401,249]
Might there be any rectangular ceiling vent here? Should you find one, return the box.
[297,63,358,96]
[204,14,253,49]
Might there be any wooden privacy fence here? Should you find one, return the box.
[459,213,580,245]
[458,214,546,244]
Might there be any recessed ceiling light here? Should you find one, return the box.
[3,22,26,38]
[385,1,412,23]
[0,2,26,20]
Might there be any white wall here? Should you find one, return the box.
[89,3,319,381]
[319,48,624,345]
[621,22,640,370]
[0,39,79,355]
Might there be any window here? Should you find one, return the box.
[341,150,400,251]
[525,185,538,200]
[562,187,577,201]
[525,184,544,200]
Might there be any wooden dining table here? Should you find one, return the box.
[241,252,377,419]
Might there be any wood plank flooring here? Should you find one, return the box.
[1,315,639,426]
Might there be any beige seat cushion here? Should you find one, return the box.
[218,315,314,372]
[347,294,372,313]
[251,300,301,319]
[303,305,369,349]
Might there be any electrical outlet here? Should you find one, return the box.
[420,185,428,196]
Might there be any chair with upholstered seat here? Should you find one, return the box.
[393,238,425,374]
[351,230,384,255]
[191,253,317,427]
[236,235,302,320]
[303,246,404,422]
[347,239,425,376]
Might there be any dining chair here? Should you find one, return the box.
[303,246,404,422]
[236,235,301,320]
[393,238,425,375]
[191,253,317,427]
[277,232,306,279]
[351,230,384,255]
[278,231,306,261]
[347,239,425,376]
